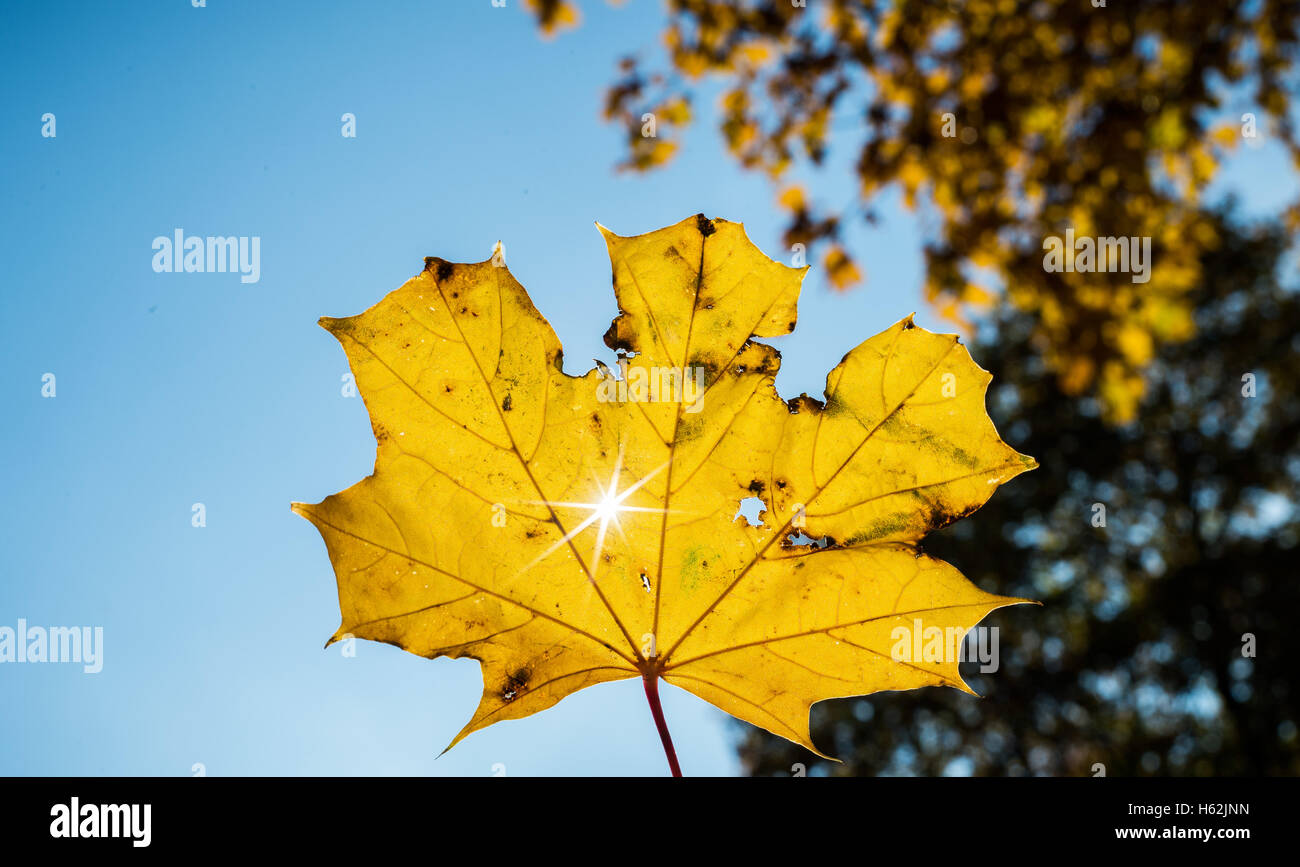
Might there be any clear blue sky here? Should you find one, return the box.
[1,0,1292,776]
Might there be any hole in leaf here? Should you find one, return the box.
[785,531,831,548]
[735,496,767,527]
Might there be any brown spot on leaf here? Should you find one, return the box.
[603,321,634,354]
[501,666,532,701]
[926,502,980,532]
[787,394,825,414]
[424,258,455,282]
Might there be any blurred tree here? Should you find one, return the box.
[736,211,1300,776]
[531,0,1300,422]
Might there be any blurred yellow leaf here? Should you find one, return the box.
[824,244,863,290]
[777,184,806,212]
[526,0,580,38]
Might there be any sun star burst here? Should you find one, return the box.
[521,445,670,581]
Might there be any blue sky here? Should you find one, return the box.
[1,0,1293,777]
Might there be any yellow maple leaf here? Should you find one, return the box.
[292,214,1035,770]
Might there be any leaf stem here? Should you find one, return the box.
[641,673,683,777]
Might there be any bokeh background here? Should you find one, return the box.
[1,0,1296,776]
